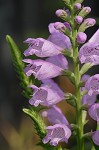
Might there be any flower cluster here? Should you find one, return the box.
[23,0,99,148]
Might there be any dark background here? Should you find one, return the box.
[0,0,99,149]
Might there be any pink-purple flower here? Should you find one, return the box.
[23,57,68,80]
[42,124,71,146]
[85,74,99,96]
[79,29,99,64]
[42,105,69,125]
[29,79,64,107]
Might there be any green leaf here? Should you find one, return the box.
[23,108,46,138]
[6,35,32,98]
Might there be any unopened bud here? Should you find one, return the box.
[54,22,66,32]
[75,16,83,24]
[78,7,91,18]
[78,18,96,32]
[77,32,87,44]
[64,22,72,30]
[55,9,67,17]
[74,3,81,10]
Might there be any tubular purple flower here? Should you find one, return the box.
[23,59,67,80]
[88,103,99,122]
[91,131,99,146]
[29,79,64,107]
[23,38,63,57]
[42,124,71,146]
[79,29,99,64]
[85,74,99,96]
[41,105,69,126]
[74,3,81,10]
[77,32,87,44]
[48,32,72,50]
[55,9,67,17]
[75,16,83,24]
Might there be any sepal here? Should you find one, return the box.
[65,93,77,107]
[63,70,75,84]
[80,63,93,76]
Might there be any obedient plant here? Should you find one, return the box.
[6,0,99,149]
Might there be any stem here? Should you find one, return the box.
[70,5,84,150]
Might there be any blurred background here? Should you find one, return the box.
[0,0,99,149]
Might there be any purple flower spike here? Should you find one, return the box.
[75,16,83,24]
[85,74,99,96]
[41,105,69,126]
[24,38,63,57]
[88,103,99,122]
[55,9,67,17]
[91,131,99,146]
[23,59,65,80]
[77,32,87,44]
[74,3,81,10]
[29,79,64,106]
[42,124,71,146]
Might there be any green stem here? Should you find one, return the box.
[70,6,84,150]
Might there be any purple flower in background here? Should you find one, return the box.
[41,105,69,126]
[85,74,99,96]
[29,79,64,106]
[23,58,67,80]
[82,75,96,106]
[24,38,63,57]
[91,131,99,146]
[88,103,99,122]
[79,29,99,64]
[42,124,71,146]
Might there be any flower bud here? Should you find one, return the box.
[64,22,72,30]
[55,9,67,17]
[78,7,91,18]
[74,3,81,10]
[78,18,96,32]
[54,22,66,32]
[77,32,87,44]
[75,16,83,24]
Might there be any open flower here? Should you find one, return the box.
[23,57,68,80]
[79,29,99,65]
[42,124,71,146]
[41,105,69,126]
[88,103,99,122]
[85,74,99,96]
[29,79,64,107]
[24,38,63,57]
